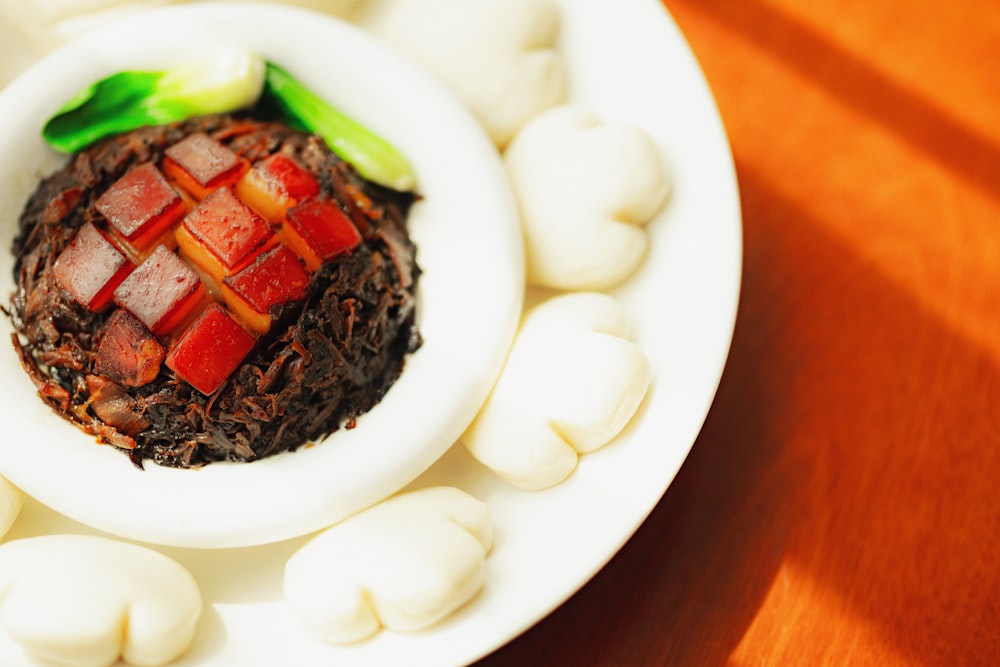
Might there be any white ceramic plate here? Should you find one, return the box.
[0,0,742,664]
[0,4,524,548]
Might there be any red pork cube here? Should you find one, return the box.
[282,196,361,271]
[221,244,310,334]
[95,163,186,253]
[113,245,207,337]
[176,187,273,283]
[163,132,248,200]
[165,303,256,395]
[53,222,133,311]
[236,154,320,223]
[95,309,166,387]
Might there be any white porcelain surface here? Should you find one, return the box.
[0,0,741,664]
[0,3,524,549]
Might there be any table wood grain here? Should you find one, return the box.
[476,0,1000,664]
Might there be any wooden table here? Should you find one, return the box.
[477,0,1000,664]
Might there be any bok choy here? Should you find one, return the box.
[43,49,265,154]
[41,50,416,191]
[260,63,415,192]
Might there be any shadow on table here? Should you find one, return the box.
[679,0,1000,205]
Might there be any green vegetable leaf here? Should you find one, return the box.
[261,62,416,192]
[42,50,266,154]
[43,71,164,153]
[40,53,416,192]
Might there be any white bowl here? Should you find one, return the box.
[0,3,524,549]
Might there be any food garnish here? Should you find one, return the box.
[262,62,416,191]
[42,48,265,154]
[41,51,416,190]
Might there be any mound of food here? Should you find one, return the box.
[9,114,421,468]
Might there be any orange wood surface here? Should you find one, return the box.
[477,0,1000,664]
